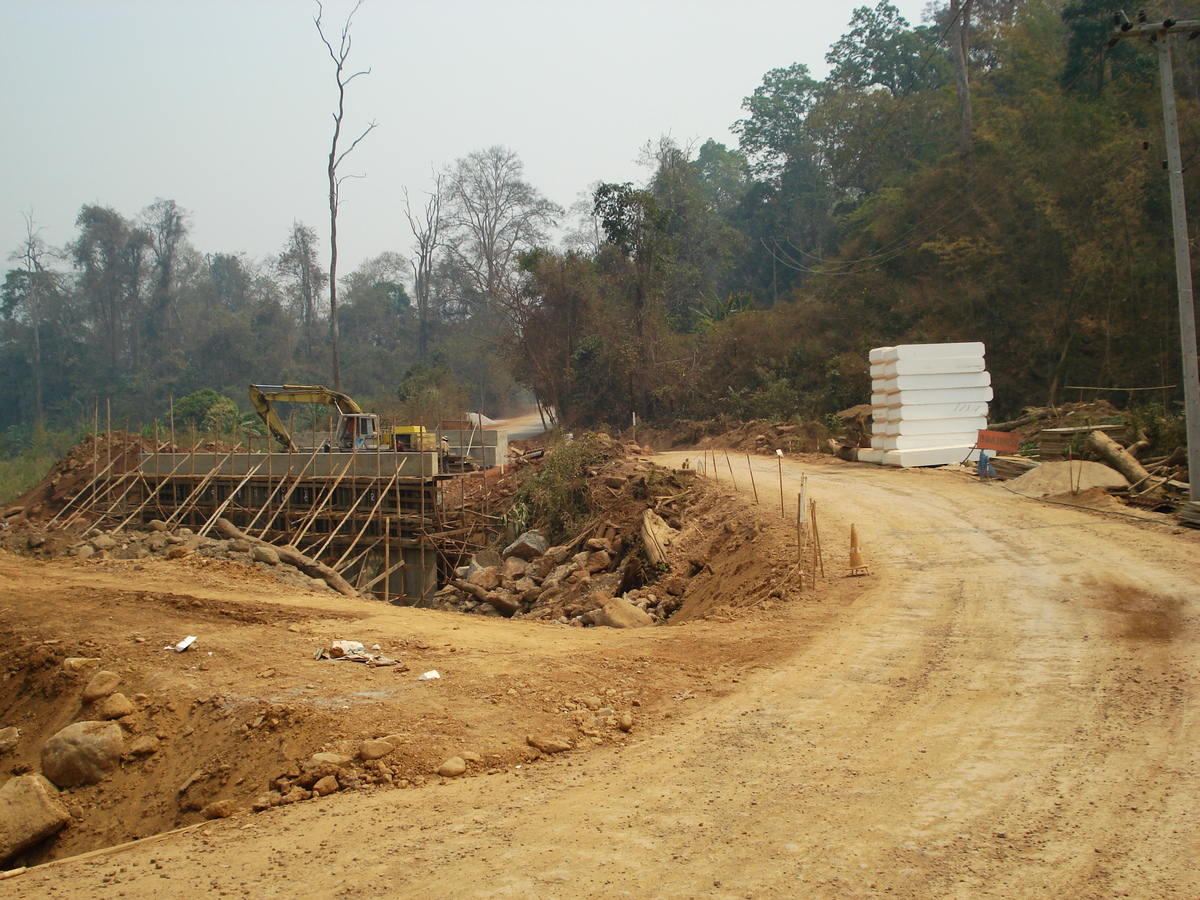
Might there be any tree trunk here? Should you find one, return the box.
[1085,430,1150,486]
[449,579,519,615]
[949,0,974,165]
[213,517,359,597]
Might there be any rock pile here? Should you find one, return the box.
[437,529,670,626]
[0,520,338,594]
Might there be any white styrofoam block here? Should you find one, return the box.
[871,386,993,406]
[879,372,992,394]
[876,416,988,437]
[873,356,986,377]
[857,448,887,464]
[874,432,986,451]
[881,445,981,467]
[871,400,990,420]
[873,342,986,362]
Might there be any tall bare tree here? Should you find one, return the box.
[315,0,376,389]
[403,173,444,364]
[443,146,561,311]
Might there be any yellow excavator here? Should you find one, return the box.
[249,384,383,452]
[249,384,437,453]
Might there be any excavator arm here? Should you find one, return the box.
[249,384,367,452]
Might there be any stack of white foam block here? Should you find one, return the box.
[857,341,991,467]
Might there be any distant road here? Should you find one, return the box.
[492,409,550,440]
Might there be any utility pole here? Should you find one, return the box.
[1111,16,1200,509]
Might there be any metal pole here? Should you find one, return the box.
[1157,34,1200,503]
[1111,19,1200,507]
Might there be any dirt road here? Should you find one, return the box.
[6,454,1197,899]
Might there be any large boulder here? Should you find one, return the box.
[0,775,70,862]
[503,530,548,561]
[41,721,124,788]
[593,597,655,629]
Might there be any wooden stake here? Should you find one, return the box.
[724,450,738,490]
[777,451,785,518]
[746,454,758,504]
[383,518,390,604]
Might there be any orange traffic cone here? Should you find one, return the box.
[848,524,871,576]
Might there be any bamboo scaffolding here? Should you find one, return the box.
[162,450,237,529]
[291,450,360,546]
[338,538,382,583]
[196,458,267,537]
[47,452,129,528]
[364,556,405,593]
[315,467,401,564]
[112,453,195,532]
[81,468,148,528]
[254,444,323,537]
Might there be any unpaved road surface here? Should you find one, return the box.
[5,454,1198,899]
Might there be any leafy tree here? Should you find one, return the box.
[732,63,822,178]
[173,388,225,427]
[826,2,948,97]
[275,222,328,359]
[140,198,189,356]
[70,205,152,375]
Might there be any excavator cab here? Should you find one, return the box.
[334,413,379,452]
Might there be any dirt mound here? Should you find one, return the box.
[4,433,175,529]
[636,419,826,456]
[1006,460,1129,497]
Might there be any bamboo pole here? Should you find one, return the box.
[810,499,825,579]
[92,397,99,489]
[419,466,426,606]
[746,454,758,504]
[383,519,390,604]
[169,397,175,451]
[724,450,738,491]
[777,450,785,517]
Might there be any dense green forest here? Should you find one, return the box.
[4,0,1199,453]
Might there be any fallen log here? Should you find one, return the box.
[213,517,359,597]
[448,579,519,615]
[1085,431,1149,487]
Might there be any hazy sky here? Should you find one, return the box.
[1,0,931,276]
